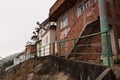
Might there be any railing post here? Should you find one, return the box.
[44,46,45,56]
[73,39,76,59]
[50,43,51,55]
[58,42,60,57]
[39,47,41,57]
[102,32,113,67]
[106,32,113,67]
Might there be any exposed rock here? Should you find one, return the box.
[27,73,34,80]
[33,63,43,74]
[33,59,55,75]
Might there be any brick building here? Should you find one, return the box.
[49,0,120,59]
[25,41,36,54]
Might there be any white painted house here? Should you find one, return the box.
[13,41,36,65]
[6,51,33,71]
[13,51,34,65]
[13,51,25,65]
[36,19,56,57]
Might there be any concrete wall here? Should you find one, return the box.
[42,56,115,80]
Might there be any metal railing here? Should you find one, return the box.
[38,31,111,61]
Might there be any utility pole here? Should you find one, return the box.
[98,0,113,67]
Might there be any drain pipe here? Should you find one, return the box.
[98,0,113,67]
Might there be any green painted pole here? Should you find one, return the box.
[98,0,113,67]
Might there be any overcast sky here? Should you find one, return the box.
[0,0,56,58]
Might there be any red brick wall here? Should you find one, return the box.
[56,0,100,55]
[26,45,36,54]
[49,0,64,16]
[54,0,120,56]
[56,0,100,40]
[113,0,120,19]
[107,0,120,39]
[114,0,120,39]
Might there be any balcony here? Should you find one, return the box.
[49,0,77,21]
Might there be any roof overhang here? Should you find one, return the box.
[49,0,77,21]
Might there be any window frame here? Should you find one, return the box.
[77,0,91,17]
[93,0,97,3]
[61,15,68,29]
[84,0,90,9]
[77,4,84,17]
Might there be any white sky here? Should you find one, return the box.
[0,0,56,58]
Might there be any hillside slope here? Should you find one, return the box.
[0,52,22,66]
[4,58,41,80]
[0,58,72,80]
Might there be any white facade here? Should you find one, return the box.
[38,28,46,41]
[41,30,56,56]
[37,28,45,57]
[5,53,34,71]
[37,21,56,57]
[14,53,33,65]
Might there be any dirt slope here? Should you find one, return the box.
[0,58,72,80]
[4,58,41,80]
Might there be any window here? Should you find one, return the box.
[61,16,68,28]
[93,0,97,3]
[77,4,84,17]
[84,0,90,9]
[77,0,90,17]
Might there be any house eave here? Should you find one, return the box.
[49,0,77,21]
